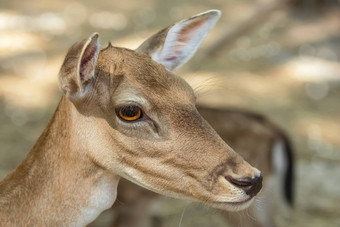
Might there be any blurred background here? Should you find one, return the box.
[0,0,339,226]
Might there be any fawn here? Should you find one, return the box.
[0,10,263,226]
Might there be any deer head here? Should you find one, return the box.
[58,10,262,211]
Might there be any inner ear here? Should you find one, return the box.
[59,33,100,100]
[136,10,221,71]
[79,41,99,87]
[76,33,100,92]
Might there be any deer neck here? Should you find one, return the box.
[0,96,120,226]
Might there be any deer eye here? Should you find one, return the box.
[117,105,143,122]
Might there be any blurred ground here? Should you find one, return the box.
[0,0,339,226]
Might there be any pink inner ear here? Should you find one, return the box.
[165,55,178,61]
[167,17,206,62]
[80,44,97,83]
[178,17,206,43]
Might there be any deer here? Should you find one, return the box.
[0,10,263,226]
[107,106,294,227]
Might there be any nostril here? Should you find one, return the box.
[226,176,253,189]
[226,174,263,197]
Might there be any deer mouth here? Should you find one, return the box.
[225,197,253,205]
[212,197,254,211]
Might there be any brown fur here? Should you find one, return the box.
[0,10,262,225]
[104,106,289,227]
[0,97,119,226]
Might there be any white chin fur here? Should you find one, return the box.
[211,197,254,212]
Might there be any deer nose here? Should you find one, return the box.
[226,174,263,197]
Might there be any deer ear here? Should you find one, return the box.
[59,33,100,101]
[136,10,221,71]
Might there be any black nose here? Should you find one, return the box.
[226,174,263,197]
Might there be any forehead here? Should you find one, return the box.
[97,46,196,103]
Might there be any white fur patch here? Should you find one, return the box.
[74,174,119,226]
[114,88,149,108]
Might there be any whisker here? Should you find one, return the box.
[246,207,257,222]
[183,73,224,98]
[178,205,188,227]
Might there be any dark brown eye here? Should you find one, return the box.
[117,106,143,121]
